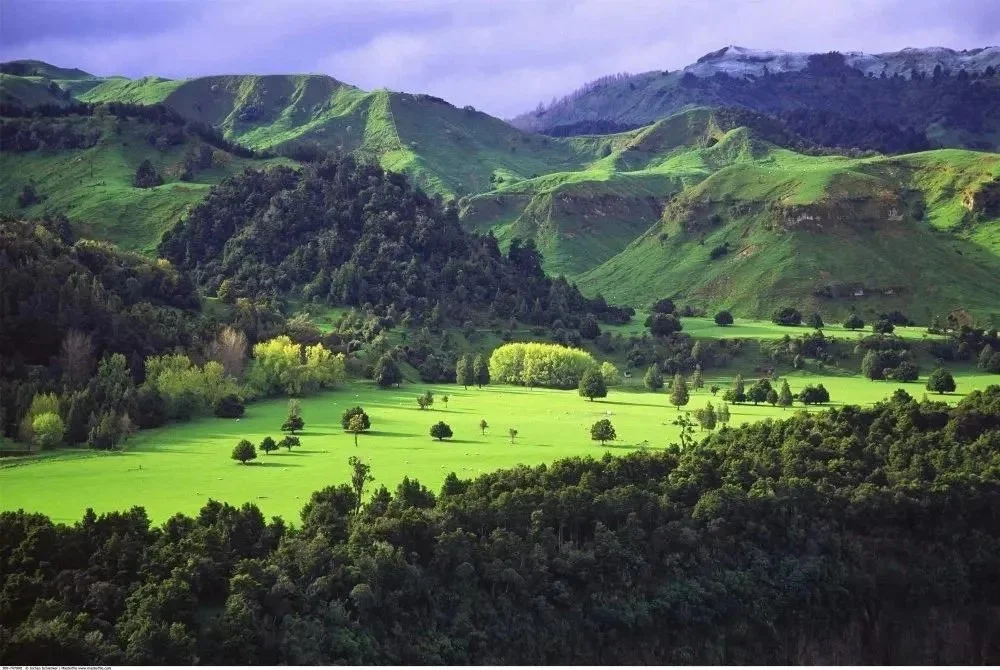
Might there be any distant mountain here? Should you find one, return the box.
[511,46,1000,152]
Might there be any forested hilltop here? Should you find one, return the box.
[2,387,999,664]
[159,155,630,326]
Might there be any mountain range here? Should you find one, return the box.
[1,46,998,323]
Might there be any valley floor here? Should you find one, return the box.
[2,369,994,524]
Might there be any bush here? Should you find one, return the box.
[214,394,245,418]
[31,412,64,449]
[843,313,865,330]
[926,368,956,394]
[772,307,802,326]
[650,298,675,314]
[430,421,453,441]
[714,310,734,326]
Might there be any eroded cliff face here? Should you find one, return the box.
[963,177,1000,217]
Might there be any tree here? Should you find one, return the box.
[455,355,474,389]
[347,414,369,447]
[417,390,434,410]
[509,428,518,444]
[59,329,94,389]
[214,394,245,418]
[578,314,601,339]
[205,327,247,379]
[777,380,794,408]
[669,373,689,410]
[808,312,824,329]
[799,384,830,404]
[473,354,490,387]
[232,439,256,464]
[691,366,704,390]
[979,345,996,371]
[892,361,920,382]
[340,406,370,430]
[873,319,895,334]
[600,361,621,386]
[278,435,300,451]
[747,378,772,405]
[651,298,675,314]
[374,354,402,388]
[259,436,277,455]
[441,394,449,409]
[843,313,865,330]
[348,456,373,513]
[766,388,779,406]
[133,159,163,188]
[430,421,453,441]
[281,401,304,433]
[578,368,608,401]
[649,313,683,337]
[479,418,489,436]
[590,419,616,445]
[926,368,956,394]
[671,412,695,448]
[718,402,731,425]
[772,307,802,326]
[88,411,123,450]
[644,365,664,391]
[714,310,734,326]
[694,401,717,431]
[31,412,64,449]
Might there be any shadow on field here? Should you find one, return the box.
[292,431,333,437]
[252,461,302,467]
[280,449,323,455]
[368,430,420,438]
[599,400,666,409]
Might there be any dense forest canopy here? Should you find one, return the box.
[159,156,631,326]
[1,387,998,664]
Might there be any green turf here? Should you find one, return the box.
[2,367,994,524]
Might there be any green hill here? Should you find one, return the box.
[577,146,1000,323]
[0,112,287,252]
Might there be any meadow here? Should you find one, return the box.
[2,367,993,524]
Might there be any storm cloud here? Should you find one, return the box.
[2,0,997,117]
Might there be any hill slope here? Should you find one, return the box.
[512,47,1000,152]
[577,146,1000,323]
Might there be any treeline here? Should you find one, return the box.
[159,156,632,327]
[2,387,999,664]
[0,101,261,158]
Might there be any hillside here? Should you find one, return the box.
[512,47,1000,152]
[577,146,1000,323]
[0,109,286,252]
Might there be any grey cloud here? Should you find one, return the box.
[1,0,996,117]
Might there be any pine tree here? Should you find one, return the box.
[718,402,731,425]
[691,366,704,390]
[669,374,689,410]
[473,354,490,387]
[777,380,794,408]
[455,355,473,389]
[644,365,664,391]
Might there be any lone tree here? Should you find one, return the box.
[430,421,453,441]
[714,310,734,326]
[590,418,616,445]
[278,435,300,451]
[873,319,895,335]
[132,159,163,188]
[417,390,435,410]
[231,439,256,464]
[340,406,370,430]
[347,414,369,447]
[479,418,489,436]
[347,456,373,514]
[669,373,689,410]
[926,368,956,394]
[843,313,865,330]
[374,354,402,388]
[691,366,704,390]
[694,401,717,431]
[578,368,608,401]
[509,428,518,444]
[441,394,449,409]
[644,365,664,391]
[777,379,794,408]
[259,436,277,456]
[808,312,824,329]
[281,399,304,434]
[455,355,474,389]
[473,354,490,387]
[718,402,731,425]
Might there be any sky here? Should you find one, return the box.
[2,0,998,118]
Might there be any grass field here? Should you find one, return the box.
[2,368,994,525]
[603,315,945,341]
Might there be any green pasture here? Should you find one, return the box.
[2,368,994,525]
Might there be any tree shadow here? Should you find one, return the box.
[367,430,420,438]
[444,438,481,445]
[290,431,333,437]
[281,449,323,455]
[251,460,302,467]
[599,400,665,409]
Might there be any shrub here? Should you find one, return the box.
[489,342,596,389]
[214,394,245,418]
[714,310,734,326]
